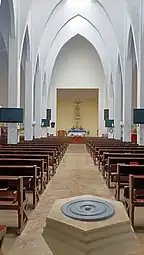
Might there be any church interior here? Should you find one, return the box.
[1,1,144,255]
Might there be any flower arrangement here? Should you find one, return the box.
[57,130,67,136]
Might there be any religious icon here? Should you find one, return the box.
[76,122,79,129]
[75,104,80,118]
[73,95,82,120]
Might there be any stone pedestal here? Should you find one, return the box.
[42,195,136,255]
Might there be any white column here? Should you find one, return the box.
[41,128,47,137]
[48,87,56,136]
[109,97,114,119]
[108,97,114,138]
[99,89,105,136]
[8,36,20,144]
[114,71,122,139]
[123,59,132,141]
[24,60,33,140]
[137,0,144,144]
[41,78,47,137]
[34,67,42,138]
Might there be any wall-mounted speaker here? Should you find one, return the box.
[104,109,109,121]
[46,109,51,120]
[51,122,55,128]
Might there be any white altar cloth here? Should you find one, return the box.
[67,129,87,137]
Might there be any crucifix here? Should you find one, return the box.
[73,95,83,128]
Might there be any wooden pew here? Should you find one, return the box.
[4,144,63,163]
[106,157,144,188]
[97,148,144,169]
[0,154,49,183]
[123,175,144,228]
[86,138,137,157]
[21,143,64,160]
[0,176,28,234]
[0,158,45,193]
[0,149,56,174]
[102,152,144,170]
[0,166,39,209]
[114,164,144,201]
[104,155,144,185]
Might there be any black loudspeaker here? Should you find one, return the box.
[104,109,109,120]
[46,109,51,120]
[51,122,55,128]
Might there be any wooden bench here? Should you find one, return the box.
[0,153,49,183]
[8,145,61,163]
[102,152,144,171]
[20,144,64,161]
[87,140,138,158]
[0,166,39,209]
[0,176,28,234]
[91,146,133,166]
[105,156,144,187]
[114,164,144,201]
[123,175,144,228]
[0,158,45,194]
[4,144,61,160]
[0,149,56,174]
[98,148,144,169]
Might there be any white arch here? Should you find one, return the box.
[45,17,111,98]
[42,72,47,119]
[42,72,47,97]
[28,0,133,94]
[33,55,40,120]
[8,0,16,37]
[0,0,16,38]
[127,25,138,66]
[39,2,118,75]
[20,25,31,63]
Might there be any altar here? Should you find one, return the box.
[68,129,88,137]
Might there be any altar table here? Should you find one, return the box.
[68,129,87,137]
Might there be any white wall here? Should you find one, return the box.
[48,35,105,135]
[49,35,104,89]
[0,51,8,107]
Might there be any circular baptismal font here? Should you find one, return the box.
[61,198,115,221]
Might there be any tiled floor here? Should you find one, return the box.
[1,144,144,255]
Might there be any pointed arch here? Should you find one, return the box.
[0,0,16,37]
[33,55,40,121]
[8,0,16,37]
[20,26,31,63]
[0,31,8,107]
[118,55,121,73]
[117,55,123,120]
[109,73,114,98]
[127,25,138,66]
[42,72,47,98]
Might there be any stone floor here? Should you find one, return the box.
[0,144,144,254]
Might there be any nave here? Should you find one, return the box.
[0,143,143,255]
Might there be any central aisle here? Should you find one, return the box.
[9,144,143,255]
